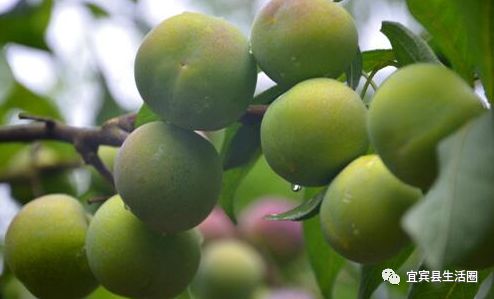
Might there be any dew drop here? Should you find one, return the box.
[291,184,302,192]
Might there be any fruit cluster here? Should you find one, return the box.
[3,0,491,298]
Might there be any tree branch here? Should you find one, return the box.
[0,106,267,186]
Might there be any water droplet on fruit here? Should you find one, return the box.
[291,184,302,192]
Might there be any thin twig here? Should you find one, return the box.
[360,69,379,100]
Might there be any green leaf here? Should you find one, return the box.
[218,123,262,221]
[85,3,110,18]
[450,1,494,102]
[345,47,362,90]
[222,122,261,170]
[408,267,491,299]
[0,0,53,50]
[0,82,61,123]
[361,49,397,73]
[358,246,414,299]
[304,215,345,299]
[219,161,259,223]
[381,21,440,66]
[252,84,287,105]
[0,143,26,176]
[265,188,325,221]
[406,0,474,82]
[135,103,160,128]
[403,111,494,269]
[95,72,126,124]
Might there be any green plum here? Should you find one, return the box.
[261,78,368,186]
[251,0,358,86]
[134,12,257,130]
[114,121,222,234]
[192,240,265,299]
[5,194,98,299]
[85,195,201,299]
[368,63,485,190]
[320,155,422,264]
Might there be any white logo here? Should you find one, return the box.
[382,268,401,285]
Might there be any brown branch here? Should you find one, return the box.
[0,106,266,186]
[0,113,135,185]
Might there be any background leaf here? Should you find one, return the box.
[403,111,494,269]
[303,185,345,299]
[218,123,261,221]
[0,83,61,123]
[0,0,53,50]
[408,267,491,299]
[406,0,473,82]
[358,246,414,299]
[380,21,440,66]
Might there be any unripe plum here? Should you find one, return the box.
[238,197,303,260]
[368,63,485,190]
[251,0,358,86]
[134,12,257,130]
[320,155,422,264]
[261,78,368,186]
[85,195,201,299]
[114,121,222,234]
[5,194,98,299]
[192,240,265,299]
[197,207,236,242]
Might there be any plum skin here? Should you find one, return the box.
[114,121,222,234]
[320,155,422,264]
[260,78,369,186]
[86,195,201,299]
[251,0,358,86]
[134,12,257,130]
[5,194,98,299]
